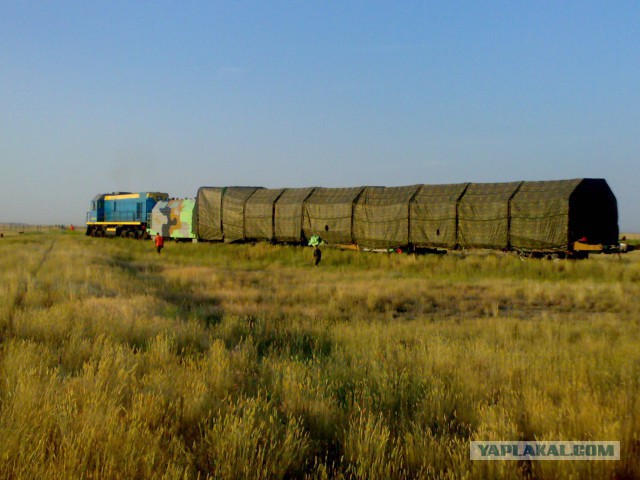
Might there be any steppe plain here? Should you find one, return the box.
[0,230,638,479]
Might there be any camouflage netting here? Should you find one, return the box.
[244,188,285,241]
[353,185,420,248]
[149,199,196,239]
[303,187,365,244]
[222,187,263,242]
[196,179,618,251]
[458,182,522,249]
[510,179,582,250]
[274,188,316,242]
[196,187,224,241]
[410,183,469,248]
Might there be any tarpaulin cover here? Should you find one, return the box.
[511,178,619,249]
[222,187,262,242]
[510,179,582,250]
[274,188,316,242]
[148,199,196,239]
[303,187,365,244]
[195,178,618,250]
[410,183,469,248]
[196,187,224,241]
[458,182,522,249]
[244,188,285,240]
[353,185,420,248]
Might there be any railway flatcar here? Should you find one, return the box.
[86,192,168,238]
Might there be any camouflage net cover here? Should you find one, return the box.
[302,187,365,244]
[353,185,420,248]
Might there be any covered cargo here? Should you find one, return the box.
[196,187,224,241]
[244,188,285,241]
[222,187,263,242]
[409,183,469,248]
[193,178,618,252]
[303,187,365,244]
[148,199,196,239]
[353,185,420,248]
[510,179,618,250]
[274,188,316,242]
[458,182,523,249]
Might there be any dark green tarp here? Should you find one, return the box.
[511,179,618,249]
[222,187,263,243]
[244,188,285,241]
[410,183,469,248]
[354,185,420,248]
[510,180,580,250]
[274,188,316,242]
[196,187,224,241]
[197,179,618,250]
[458,182,522,249]
[303,187,365,244]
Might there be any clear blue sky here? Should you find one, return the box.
[1,1,639,230]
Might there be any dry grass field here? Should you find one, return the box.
[1,231,639,479]
[621,233,640,244]
[0,224,62,238]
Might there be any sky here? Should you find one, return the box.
[1,1,639,230]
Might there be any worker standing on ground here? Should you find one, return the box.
[155,234,165,254]
[308,234,323,266]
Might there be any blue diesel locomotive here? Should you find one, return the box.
[86,192,168,238]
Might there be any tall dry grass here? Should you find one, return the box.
[0,231,638,479]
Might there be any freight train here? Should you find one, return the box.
[86,179,621,256]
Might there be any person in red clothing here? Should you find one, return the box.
[155,234,165,254]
